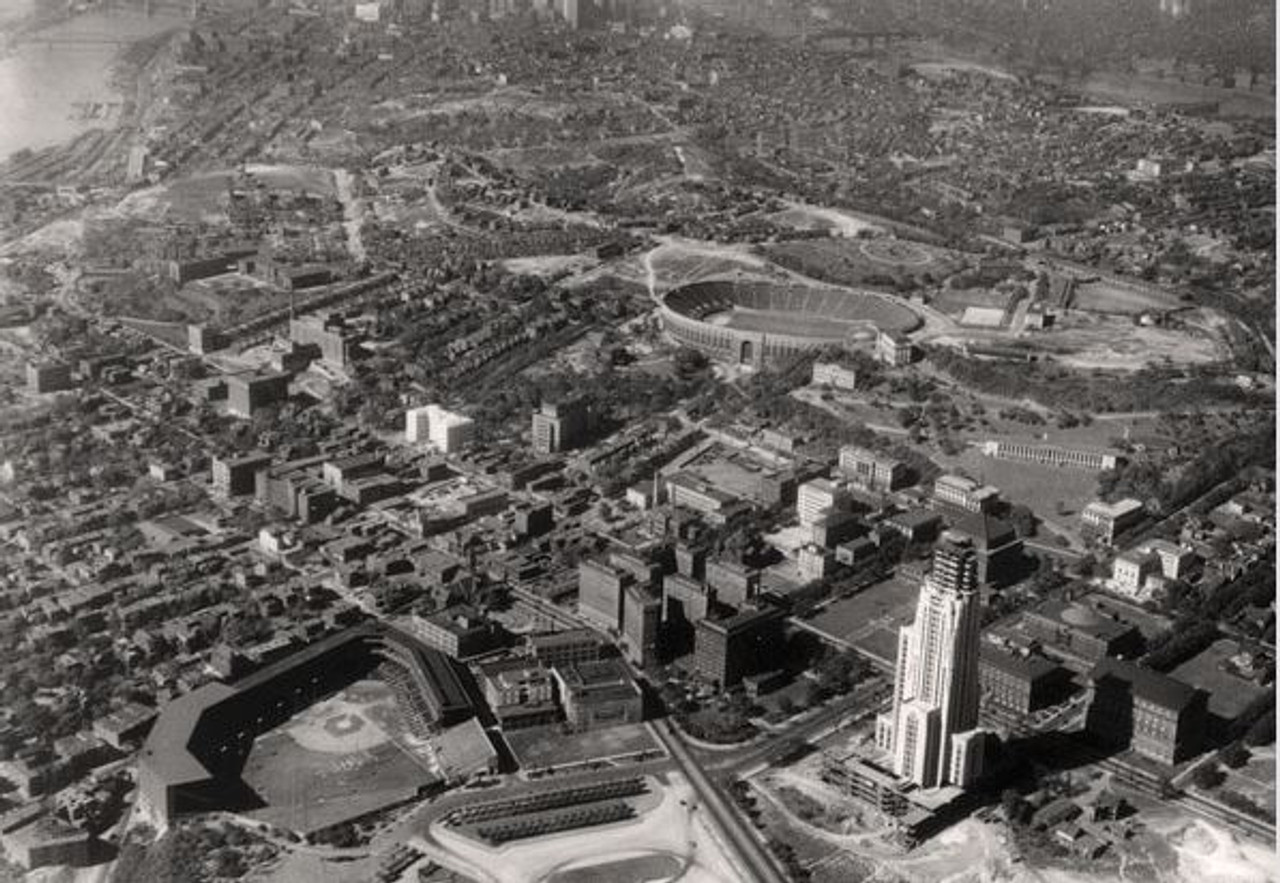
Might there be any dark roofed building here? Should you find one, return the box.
[550,659,643,731]
[694,605,786,689]
[950,512,1026,587]
[1023,600,1144,668]
[979,645,1072,716]
[527,629,603,669]
[1084,657,1208,766]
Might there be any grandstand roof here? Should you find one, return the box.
[139,682,236,786]
[140,623,469,796]
[432,718,497,782]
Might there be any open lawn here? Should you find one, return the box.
[944,447,1101,524]
[1169,639,1269,721]
[762,237,955,289]
[805,577,919,668]
[506,723,661,771]
[1220,745,1276,813]
[1071,278,1182,315]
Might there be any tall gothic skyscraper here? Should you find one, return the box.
[876,536,984,789]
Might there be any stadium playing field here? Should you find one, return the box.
[713,308,855,339]
[240,680,440,834]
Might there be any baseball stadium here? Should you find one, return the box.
[138,622,479,835]
[659,279,921,367]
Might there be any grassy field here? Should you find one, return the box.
[720,309,852,339]
[932,287,1019,317]
[1220,745,1276,812]
[806,576,919,668]
[945,447,1101,521]
[762,238,954,288]
[506,723,660,770]
[1071,279,1183,315]
[1169,639,1269,721]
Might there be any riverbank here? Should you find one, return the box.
[0,7,185,164]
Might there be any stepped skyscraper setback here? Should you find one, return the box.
[876,536,985,789]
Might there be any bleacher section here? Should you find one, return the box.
[662,279,920,367]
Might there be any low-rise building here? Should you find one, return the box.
[876,330,914,366]
[527,629,603,669]
[1022,600,1144,667]
[879,509,942,545]
[187,324,228,355]
[980,440,1118,472]
[92,703,158,751]
[798,544,835,581]
[665,472,735,517]
[838,445,907,492]
[478,659,559,730]
[405,607,505,659]
[405,404,475,453]
[798,478,845,527]
[932,475,1001,514]
[551,660,643,731]
[1081,499,1144,545]
[1136,539,1195,581]
[1111,550,1161,597]
[0,818,92,870]
[289,314,362,368]
[812,361,858,390]
[26,361,75,394]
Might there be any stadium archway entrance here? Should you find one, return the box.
[739,340,754,365]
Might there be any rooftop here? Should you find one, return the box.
[1086,499,1144,518]
[980,643,1062,680]
[1029,599,1138,642]
[1088,657,1203,712]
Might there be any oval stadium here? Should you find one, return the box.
[660,280,920,367]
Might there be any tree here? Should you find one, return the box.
[1245,710,1275,747]
[673,346,709,378]
[1190,763,1225,791]
[1218,741,1250,769]
[1001,788,1029,825]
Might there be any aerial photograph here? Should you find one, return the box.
[0,0,1274,881]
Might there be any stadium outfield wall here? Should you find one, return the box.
[660,279,921,368]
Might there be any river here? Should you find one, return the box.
[0,0,185,162]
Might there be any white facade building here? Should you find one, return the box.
[877,537,985,789]
[405,404,475,453]
[797,478,843,528]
